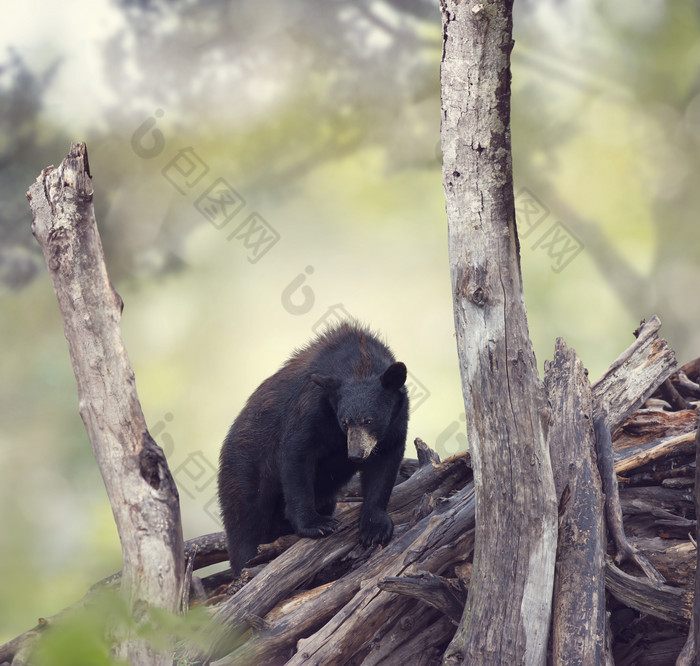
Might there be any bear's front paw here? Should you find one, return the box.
[295,514,339,538]
[359,510,393,547]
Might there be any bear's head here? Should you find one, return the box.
[312,362,407,462]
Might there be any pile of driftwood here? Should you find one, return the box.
[170,318,699,666]
[606,357,700,664]
[181,440,473,666]
[1,318,698,666]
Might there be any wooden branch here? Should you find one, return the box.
[26,143,184,665]
[249,486,475,666]
[595,413,664,583]
[205,484,475,666]
[415,436,442,467]
[614,431,696,475]
[377,572,466,624]
[440,1,557,662]
[680,357,700,381]
[544,338,608,663]
[661,377,693,411]
[614,408,697,453]
[605,559,691,624]
[628,538,695,587]
[185,531,229,569]
[675,370,700,399]
[592,316,676,434]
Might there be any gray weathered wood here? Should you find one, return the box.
[595,413,665,584]
[184,451,471,663]
[440,1,557,663]
[359,608,455,666]
[676,628,695,666]
[213,484,475,666]
[544,339,608,665]
[605,559,691,624]
[592,316,676,433]
[26,143,184,665]
[377,572,466,624]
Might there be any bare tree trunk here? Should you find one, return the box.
[440,2,557,663]
[26,143,184,665]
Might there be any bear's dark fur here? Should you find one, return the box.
[218,322,409,574]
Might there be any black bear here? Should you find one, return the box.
[218,322,409,574]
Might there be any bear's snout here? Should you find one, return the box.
[347,427,377,462]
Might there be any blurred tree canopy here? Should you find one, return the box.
[2,0,699,355]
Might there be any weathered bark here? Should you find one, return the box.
[440,1,557,662]
[605,560,692,624]
[283,488,475,666]
[618,486,695,540]
[591,315,676,434]
[674,370,700,399]
[614,430,697,475]
[677,628,695,666]
[212,485,475,666]
[544,339,607,664]
[358,609,456,666]
[628,538,695,587]
[377,572,466,624]
[26,143,184,665]
[613,408,698,464]
[596,413,665,583]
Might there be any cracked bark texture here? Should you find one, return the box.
[545,340,609,665]
[440,2,557,664]
[27,143,184,666]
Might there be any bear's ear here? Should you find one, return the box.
[381,362,407,391]
[312,374,342,394]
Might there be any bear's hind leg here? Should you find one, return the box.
[226,530,259,575]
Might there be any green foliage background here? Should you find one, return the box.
[1,0,699,650]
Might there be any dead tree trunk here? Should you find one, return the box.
[440,1,557,663]
[545,339,609,664]
[26,143,184,666]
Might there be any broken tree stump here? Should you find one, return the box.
[545,338,608,664]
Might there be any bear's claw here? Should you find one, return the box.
[296,515,339,538]
[359,511,393,547]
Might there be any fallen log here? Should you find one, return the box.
[279,487,475,666]
[207,485,475,665]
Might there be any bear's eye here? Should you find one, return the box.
[341,418,349,431]
[364,418,373,426]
